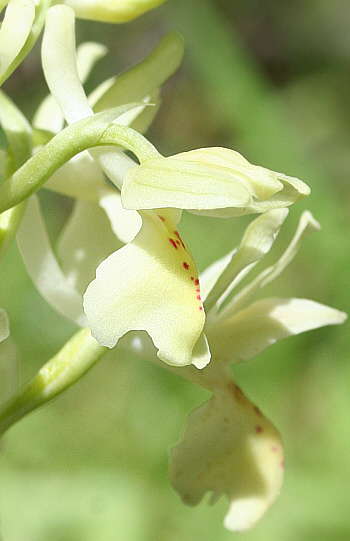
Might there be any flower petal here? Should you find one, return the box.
[42,6,93,124]
[191,331,211,370]
[122,147,310,214]
[98,192,142,243]
[207,297,347,364]
[92,31,184,115]
[84,210,206,366]
[56,200,123,297]
[32,94,64,134]
[42,5,143,189]
[17,196,86,326]
[76,41,108,84]
[0,89,32,168]
[43,152,109,203]
[199,249,236,303]
[33,42,107,134]
[61,0,167,23]
[0,0,35,83]
[90,30,184,135]
[204,209,288,315]
[217,210,321,322]
[169,384,284,532]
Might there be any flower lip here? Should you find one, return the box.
[169,385,284,532]
[83,209,209,367]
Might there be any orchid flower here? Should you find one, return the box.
[83,152,310,367]
[5,5,308,369]
[116,209,346,532]
[0,0,346,536]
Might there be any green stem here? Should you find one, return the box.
[0,107,160,213]
[0,327,107,435]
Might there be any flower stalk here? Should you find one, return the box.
[0,327,106,435]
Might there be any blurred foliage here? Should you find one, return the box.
[0,0,349,539]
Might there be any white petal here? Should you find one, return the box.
[122,152,252,211]
[0,0,35,81]
[56,200,123,297]
[42,5,135,189]
[99,192,142,243]
[84,210,206,366]
[90,31,184,182]
[42,6,93,124]
[44,151,111,203]
[169,385,284,532]
[17,196,86,326]
[204,209,288,315]
[191,331,211,369]
[76,41,108,83]
[33,41,107,133]
[218,210,321,322]
[207,297,347,364]
[0,90,32,168]
[199,249,236,303]
[62,0,167,23]
[92,30,184,119]
[122,148,310,214]
[32,94,64,133]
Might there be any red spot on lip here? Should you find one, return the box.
[158,215,166,222]
[199,306,203,311]
[176,240,181,245]
[255,425,263,433]
[183,262,189,270]
[196,295,201,300]
[191,277,194,281]
[196,288,200,293]
[194,279,199,286]
[169,239,178,249]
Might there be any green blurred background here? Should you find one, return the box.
[1,0,350,539]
